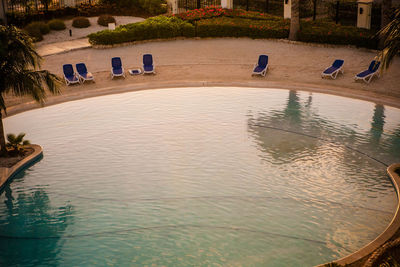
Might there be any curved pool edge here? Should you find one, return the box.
[4,81,400,118]
[317,163,400,267]
[0,144,43,190]
[2,85,400,265]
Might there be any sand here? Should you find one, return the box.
[5,37,400,116]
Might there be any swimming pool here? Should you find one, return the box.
[0,87,399,266]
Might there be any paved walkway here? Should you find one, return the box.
[36,38,91,57]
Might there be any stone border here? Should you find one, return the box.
[90,36,379,53]
[0,145,43,190]
[317,163,400,267]
[4,81,400,118]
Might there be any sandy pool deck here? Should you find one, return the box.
[5,38,400,115]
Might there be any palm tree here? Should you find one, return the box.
[376,7,400,70]
[381,0,392,29]
[6,133,30,156]
[379,0,392,49]
[0,25,62,156]
[288,0,300,41]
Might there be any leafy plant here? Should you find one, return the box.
[37,22,50,34]
[139,0,167,15]
[88,8,378,49]
[97,14,116,26]
[298,19,378,49]
[24,21,50,41]
[196,17,289,39]
[24,23,43,42]
[48,19,66,30]
[72,16,91,28]
[376,8,400,71]
[6,133,31,156]
[379,256,400,267]
[24,21,50,42]
[0,26,62,156]
[89,16,195,45]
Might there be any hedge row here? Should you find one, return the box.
[88,9,378,49]
[298,20,378,49]
[88,16,195,45]
[196,17,289,39]
[175,7,283,22]
[24,19,66,42]
[7,7,77,27]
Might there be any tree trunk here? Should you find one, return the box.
[379,0,392,49]
[0,111,7,156]
[289,0,300,41]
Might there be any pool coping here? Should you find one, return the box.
[4,81,400,118]
[0,145,43,190]
[317,163,400,267]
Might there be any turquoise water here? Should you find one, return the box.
[0,87,399,266]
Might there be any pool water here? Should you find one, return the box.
[0,87,399,266]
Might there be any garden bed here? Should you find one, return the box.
[88,7,378,49]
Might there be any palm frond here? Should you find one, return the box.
[22,140,31,146]
[16,133,25,143]
[3,70,62,104]
[0,26,63,114]
[6,133,16,143]
[0,26,40,70]
[376,8,400,71]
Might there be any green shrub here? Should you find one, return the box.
[138,0,167,15]
[38,22,50,34]
[89,16,194,45]
[97,14,116,26]
[24,22,47,42]
[25,21,50,35]
[298,20,378,49]
[48,19,66,30]
[88,9,377,49]
[196,17,289,39]
[175,7,280,22]
[72,16,91,28]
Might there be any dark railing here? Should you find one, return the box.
[233,0,282,15]
[6,0,99,13]
[177,0,221,13]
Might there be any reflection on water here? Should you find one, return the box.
[370,104,385,144]
[0,87,399,266]
[0,175,74,266]
[248,90,400,167]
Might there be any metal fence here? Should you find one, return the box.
[233,0,282,15]
[6,0,99,13]
[177,0,221,13]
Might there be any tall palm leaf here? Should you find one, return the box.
[0,25,62,156]
[289,0,300,41]
[376,7,400,71]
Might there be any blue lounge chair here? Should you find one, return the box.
[111,57,125,79]
[63,64,80,85]
[355,60,380,84]
[252,55,268,76]
[76,63,94,83]
[143,54,155,74]
[321,59,344,79]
